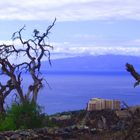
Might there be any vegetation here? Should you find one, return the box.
[0,102,44,131]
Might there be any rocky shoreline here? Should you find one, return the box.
[0,107,140,140]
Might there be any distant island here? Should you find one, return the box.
[42,55,140,74]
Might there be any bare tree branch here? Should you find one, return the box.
[126,63,140,87]
[0,19,56,113]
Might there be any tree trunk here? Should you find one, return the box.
[0,94,5,114]
[16,86,25,103]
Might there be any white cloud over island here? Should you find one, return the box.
[0,0,140,21]
[52,43,140,59]
[2,39,140,60]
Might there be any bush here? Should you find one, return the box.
[43,116,57,127]
[0,102,45,131]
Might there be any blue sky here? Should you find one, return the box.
[0,0,140,59]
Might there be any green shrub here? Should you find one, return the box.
[43,116,57,127]
[0,102,45,131]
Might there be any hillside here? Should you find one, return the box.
[41,55,140,73]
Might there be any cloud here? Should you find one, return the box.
[50,41,140,59]
[54,46,140,56]
[0,0,140,21]
[1,39,140,61]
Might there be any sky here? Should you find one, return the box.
[0,0,140,59]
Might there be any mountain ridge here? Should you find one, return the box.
[41,55,140,73]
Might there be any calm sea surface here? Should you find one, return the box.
[4,73,140,114]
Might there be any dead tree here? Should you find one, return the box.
[125,63,140,139]
[0,19,56,113]
[126,63,140,87]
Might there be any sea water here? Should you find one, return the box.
[3,73,140,114]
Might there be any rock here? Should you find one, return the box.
[90,128,98,134]
[5,136,10,140]
[19,131,30,136]
[31,134,39,139]
[51,115,71,121]
[97,119,104,130]
[97,116,108,130]
[0,135,6,140]
[0,109,138,140]
[101,116,107,129]
[10,134,21,140]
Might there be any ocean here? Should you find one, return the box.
[4,72,140,115]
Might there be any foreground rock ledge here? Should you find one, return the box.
[0,127,125,140]
[0,108,140,140]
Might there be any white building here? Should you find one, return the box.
[87,98,120,111]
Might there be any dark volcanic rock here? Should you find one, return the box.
[0,109,139,140]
